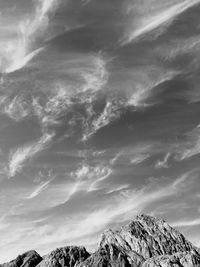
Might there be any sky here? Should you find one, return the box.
[0,0,200,262]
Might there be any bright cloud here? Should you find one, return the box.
[122,0,200,44]
[0,0,60,73]
[8,133,54,178]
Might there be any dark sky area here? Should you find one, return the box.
[0,0,200,262]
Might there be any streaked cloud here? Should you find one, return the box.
[111,144,153,166]
[83,100,121,141]
[122,0,200,44]
[26,178,54,200]
[172,218,200,227]
[8,132,54,177]
[71,163,113,193]
[0,0,60,73]
[11,170,195,252]
[175,126,200,161]
[0,95,31,122]
[155,153,170,169]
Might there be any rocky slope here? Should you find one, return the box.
[1,215,200,267]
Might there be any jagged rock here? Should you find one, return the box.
[142,250,200,267]
[0,250,42,267]
[78,214,199,267]
[97,214,195,266]
[37,246,90,267]
[77,246,133,267]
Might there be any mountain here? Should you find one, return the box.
[0,251,42,267]
[37,247,90,267]
[1,215,200,267]
[79,214,200,266]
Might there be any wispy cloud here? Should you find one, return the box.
[155,153,171,169]
[81,55,109,94]
[26,178,54,199]
[0,95,31,122]
[122,0,200,44]
[175,125,200,161]
[20,170,196,250]
[172,218,200,227]
[71,163,113,193]
[126,68,177,108]
[110,144,153,166]
[0,0,60,73]
[106,184,130,194]
[8,132,54,177]
[82,100,121,141]
[0,169,197,262]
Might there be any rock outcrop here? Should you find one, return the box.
[37,246,90,267]
[1,215,200,267]
[79,214,200,267]
[142,250,200,267]
[0,250,42,267]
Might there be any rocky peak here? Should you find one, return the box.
[37,246,90,267]
[0,250,42,267]
[82,214,200,266]
[100,214,194,258]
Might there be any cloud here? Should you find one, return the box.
[0,0,60,73]
[8,132,54,177]
[126,68,177,108]
[175,126,200,161]
[0,95,31,122]
[155,153,170,169]
[5,47,44,74]
[171,218,200,227]
[110,144,153,166]
[81,55,109,94]
[122,0,200,44]
[0,169,197,262]
[106,184,130,194]
[26,178,54,199]
[71,163,113,193]
[20,170,196,250]
[32,84,73,130]
[82,100,122,141]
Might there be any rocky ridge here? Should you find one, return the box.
[1,215,200,267]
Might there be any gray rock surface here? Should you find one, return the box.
[79,214,200,266]
[142,250,200,267]
[37,246,90,267]
[0,251,42,267]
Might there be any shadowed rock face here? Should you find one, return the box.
[1,215,200,267]
[37,246,90,267]
[0,251,42,267]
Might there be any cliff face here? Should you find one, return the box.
[1,215,200,267]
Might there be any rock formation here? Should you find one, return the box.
[78,214,200,266]
[37,247,90,267]
[1,215,200,267]
[0,250,42,267]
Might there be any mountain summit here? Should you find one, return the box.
[1,215,200,267]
